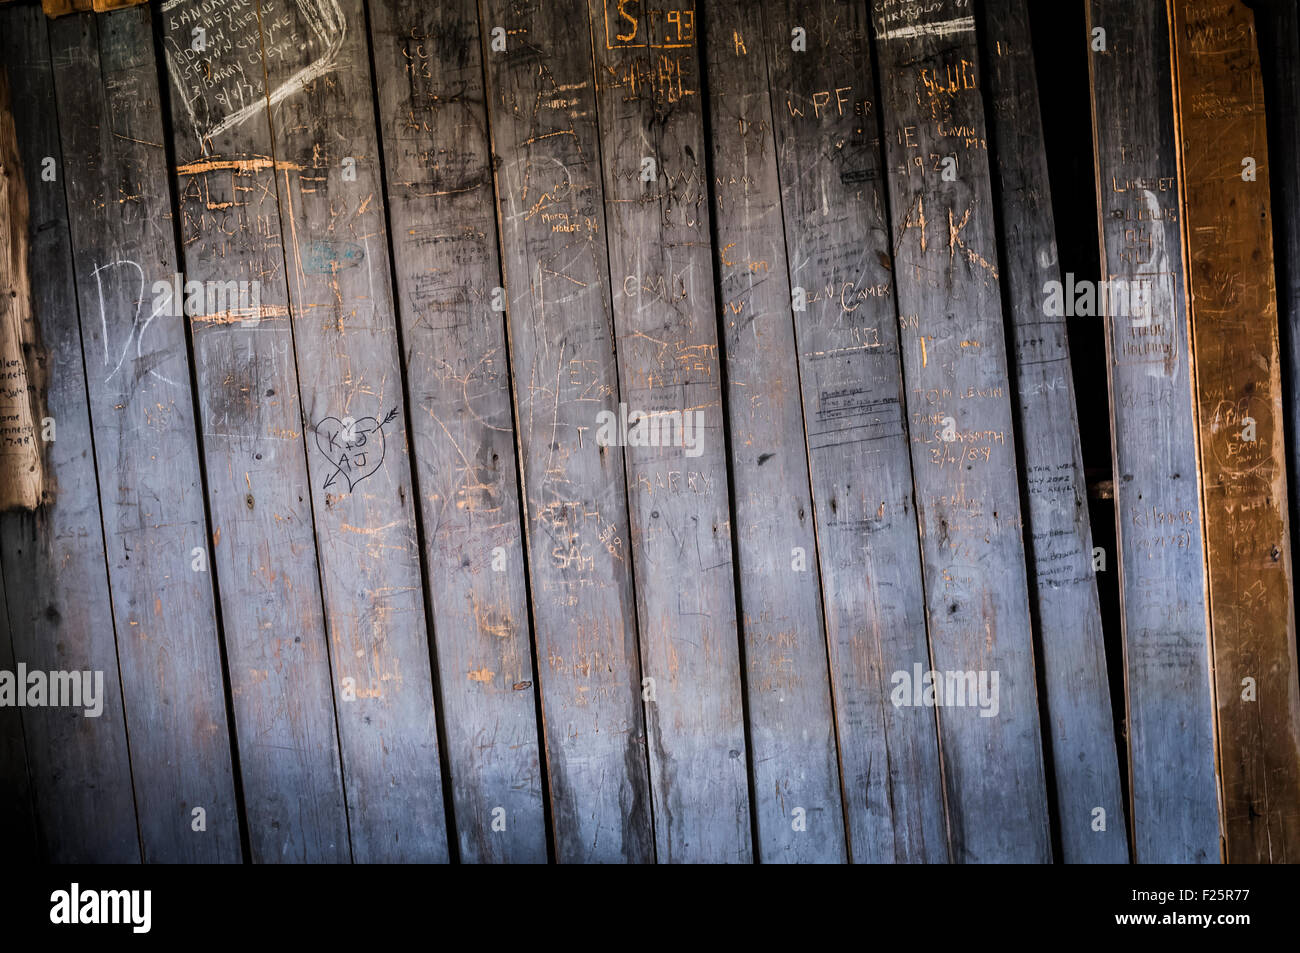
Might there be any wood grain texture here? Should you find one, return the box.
[479,0,654,863]
[589,0,752,863]
[763,0,948,863]
[699,0,847,863]
[0,568,36,861]
[1171,0,1300,863]
[368,0,547,864]
[257,0,448,863]
[870,0,1052,863]
[50,6,240,863]
[1086,0,1221,863]
[978,0,1129,863]
[158,0,351,863]
[0,6,138,862]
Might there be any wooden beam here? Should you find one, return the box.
[50,6,240,862]
[870,0,1052,862]
[368,0,548,863]
[157,0,351,863]
[978,0,1129,862]
[254,0,449,862]
[763,0,948,862]
[478,0,655,862]
[0,8,138,862]
[699,0,848,862]
[1170,0,1300,863]
[587,0,752,861]
[1086,0,1221,862]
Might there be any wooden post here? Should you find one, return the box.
[588,0,752,861]
[50,6,240,862]
[870,0,1052,862]
[763,0,948,862]
[368,0,548,863]
[157,0,351,862]
[254,0,450,863]
[478,0,654,863]
[700,0,849,863]
[1170,0,1300,863]
[0,9,137,860]
[1086,0,1221,862]
[979,0,1129,862]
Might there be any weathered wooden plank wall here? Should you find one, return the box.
[1086,0,1221,862]
[478,0,654,863]
[764,0,948,862]
[50,4,241,863]
[159,0,352,863]
[368,0,547,865]
[588,0,752,862]
[700,0,847,863]
[871,0,1052,862]
[1170,0,1300,863]
[978,0,1128,862]
[1,5,140,863]
[7,0,1300,865]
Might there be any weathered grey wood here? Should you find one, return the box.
[870,0,1052,863]
[699,0,847,863]
[588,0,752,863]
[157,0,351,862]
[254,0,448,862]
[978,0,1128,863]
[478,0,654,863]
[49,6,240,863]
[0,7,138,862]
[1254,1,1300,583]
[1171,0,1300,863]
[1086,0,1221,862]
[368,0,547,864]
[0,567,36,862]
[763,0,948,863]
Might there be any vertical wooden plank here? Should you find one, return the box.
[978,0,1129,862]
[157,0,351,862]
[871,0,1052,862]
[1170,0,1300,863]
[699,0,848,863]
[761,0,948,863]
[0,7,139,862]
[478,0,654,862]
[249,0,448,862]
[368,0,547,863]
[49,6,240,862]
[1086,0,1221,862]
[0,566,37,862]
[587,0,752,863]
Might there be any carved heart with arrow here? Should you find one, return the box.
[314,407,398,492]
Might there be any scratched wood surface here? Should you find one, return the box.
[368,0,547,863]
[1086,0,1221,863]
[50,6,241,862]
[257,0,449,863]
[158,0,351,863]
[1,9,139,862]
[1171,0,1300,864]
[0,566,35,862]
[871,0,1052,863]
[978,0,1128,863]
[699,0,847,863]
[764,0,947,863]
[589,0,752,863]
[479,0,654,863]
